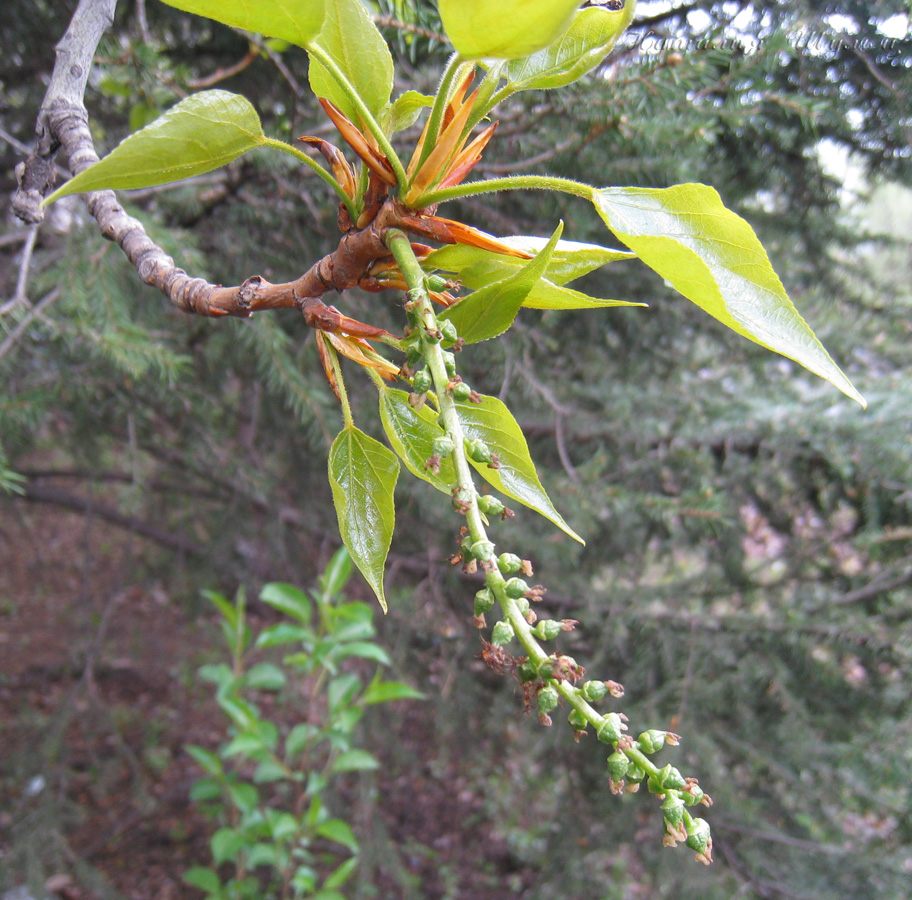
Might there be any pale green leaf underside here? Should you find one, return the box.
[328,426,399,612]
[379,389,456,493]
[592,184,866,407]
[308,0,394,122]
[384,91,435,136]
[158,0,325,48]
[456,395,583,543]
[426,235,634,287]
[45,91,265,202]
[441,224,563,343]
[440,0,580,60]
[505,4,636,92]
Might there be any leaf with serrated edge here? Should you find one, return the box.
[158,0,325,47]
[309,0,394,122]
[328,427,399,612]
[441,224,563,343]
[456,395,584,543]
[426,236,633,287]
[379,388,456,493]
[504,3,637,91]
[45,91,265,202]
[592,184,865,406]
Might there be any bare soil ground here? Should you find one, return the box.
[0,498,527,900]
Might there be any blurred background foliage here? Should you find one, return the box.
[2,1,911,898]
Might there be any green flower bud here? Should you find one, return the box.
[581,680,609,703]
[637,730,668,755]
[431,436,454,458]
[568,708,588,729]
[685,817,712,855]
[648,764,687,794]
[405,345,423,367]
[474,588,495,616]
[411,368,432,394]
[426,274,449,292]
[682,783,706,807]
[465,438,493,464]
[533,619,562,641]
[439,320,459,347]
[625,761,646,784]
[517,660,538,682]
[513,597,530,618]
[537,686,559,716]
[504,578,529,599]
[497,553,523,574]
[451,382,472,402]
[470,540,495,561]
[491,621,514,646]
[596,713,624,745]
[606,751,629,783]
[460,534,476,557]
[477,495,506,517]
[441,350,457,377]
[423,326,441,344]
[661,794,686,830]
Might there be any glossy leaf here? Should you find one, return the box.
[504,2,637,91]
[441,224,563,343]
[379,388,456,493]
[592,184,866,406]
[449,260,641,310]
[328,427,399,612]
[440,0,580,60]
[45,91,266,202]
[308,0,394,123]
[426,235,634,286]
[158,0,325,47]
[456,394,584,543]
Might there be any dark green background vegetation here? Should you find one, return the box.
[2,1,911,898]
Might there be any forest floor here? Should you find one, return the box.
[0,497,536,900]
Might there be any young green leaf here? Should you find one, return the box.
[315,818,359,853]
[328,426,399,612]
[592,184,866,406]
[379,388,457,493]
[504,2,637,92]
[440,0,581,60]
[259,582,312,624]
[383,91,435,135]
[158,0,325,47]
[362,673,426,704]
[440,223,563,342]
[308,0,394,123]
[455,394,584,543]
[426,235,634,286]
[520,279,643,311]
[44,91,266,203]
[331,748,379,772]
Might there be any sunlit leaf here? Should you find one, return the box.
[440,224,563,342]
[592,184,866,406]
[426,235,634,286]
[158,0,325,47]
[45,91,266,202]
[328,427,399,612]
[259,582,312,624]
[379,388,456,493]
[309,0,394,122]
[504,2,637,91]
[455,395,584,543]
[440,0,580,60]
[315,819,359,852]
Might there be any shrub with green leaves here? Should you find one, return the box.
[185,549,423,899]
